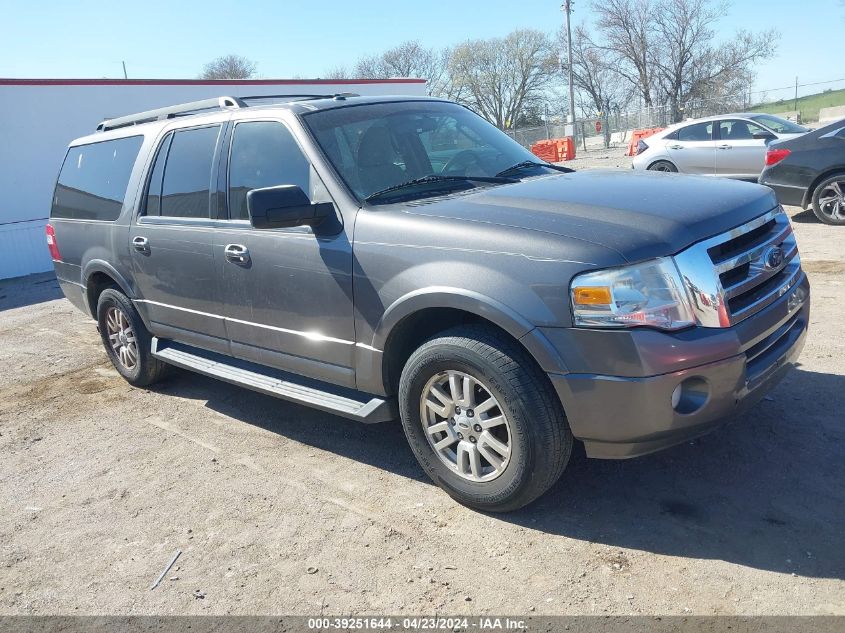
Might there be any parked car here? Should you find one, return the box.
[48,95,809,512]
[632,113,808,179]
[759,119,845,225]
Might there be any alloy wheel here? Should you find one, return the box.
[105,306,138,370]
[420,370,512,482]
[817,180,845,222]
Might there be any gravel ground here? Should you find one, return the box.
[1,194,843,616]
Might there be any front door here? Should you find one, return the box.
[130,124,228,353]
[666,120,715,175]
[714,119,768,179]
[213,119,356,387]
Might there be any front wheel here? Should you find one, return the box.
[398,325,572,512]
[812,174,845,225]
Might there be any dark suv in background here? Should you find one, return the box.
[48,95,809,511]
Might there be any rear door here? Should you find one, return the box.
[666,121,715,174]
[130,123,228,353]
[213,118,357,387]
[715,119,769,179]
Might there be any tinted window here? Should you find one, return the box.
[228,121,310,220]
[677,122,713,142]
[719,119,766,140]
[158,126,220,218]
[145,133,172,216]
[51,136,143,220]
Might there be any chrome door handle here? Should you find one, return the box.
[132,236,149,253]
[717,144,732,150]
[668,144,683,150]
[224,243,250,264]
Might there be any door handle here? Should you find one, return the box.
[668,144,683,150]
[132,236,149,253]
[224,243,250,264]
[717,144,732,150]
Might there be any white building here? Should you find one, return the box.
[0,78,427,280]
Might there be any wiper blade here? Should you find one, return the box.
[364,174,517,203]
[495,160,574,178]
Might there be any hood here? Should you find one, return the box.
[403,170,779,262]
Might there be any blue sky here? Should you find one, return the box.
[2,0,842,100]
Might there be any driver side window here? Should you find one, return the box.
[227,121,311,221]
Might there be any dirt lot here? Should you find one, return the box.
[1,188,844,615]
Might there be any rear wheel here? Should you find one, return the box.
[97,288,168,387]
[648,160,678,173]
[811,174,845,225]
[398,325,572,512]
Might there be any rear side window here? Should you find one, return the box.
[227,121,311,220]
[677,122,713,142]
[51,136,143,220]
[146,125,220,218]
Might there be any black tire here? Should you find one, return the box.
[811,173,845,225]
[96,287,169,387]
[647,160,678,173]
[398,324,573,512]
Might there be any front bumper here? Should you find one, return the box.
[544,276,809,459]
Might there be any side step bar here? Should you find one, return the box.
[151,338,396,423]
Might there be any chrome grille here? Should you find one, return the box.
[673,207,803,328]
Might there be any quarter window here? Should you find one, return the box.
[228,121,311,221]
[51,136,143,221]
[147,125,220,218]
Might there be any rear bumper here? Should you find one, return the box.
[544,276,809,459]
[759,180,806,208]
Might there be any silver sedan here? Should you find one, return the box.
[631,113,807,179]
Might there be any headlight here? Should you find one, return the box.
[570,257,694,330]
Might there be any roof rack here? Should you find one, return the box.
[96,92,363,132]
[96,96,247,132]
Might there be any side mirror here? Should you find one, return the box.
[752,131,776,141]
[247,185,331,229]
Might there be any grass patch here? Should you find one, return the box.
[750,88,845,123]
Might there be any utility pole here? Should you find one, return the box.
[562,1,576,132]
[122,61,128,79]
[793,76,798,113]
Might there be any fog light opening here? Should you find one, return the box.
[672,377,710,415]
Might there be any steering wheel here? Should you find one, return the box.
[442,150,482,175]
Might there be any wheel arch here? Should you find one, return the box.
[82,260,134,318]
[803,167,845,208]
[365,288,568,395]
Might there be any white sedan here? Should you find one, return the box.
[631,113,808,179]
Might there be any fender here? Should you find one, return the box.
[355,287,569,395]
[81,259,136,315]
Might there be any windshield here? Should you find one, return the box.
[303,101,546,202]
[749,114,808,135]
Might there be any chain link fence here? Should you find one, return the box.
[504,98,768,153]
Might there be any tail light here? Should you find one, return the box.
[765,148,791,166]
[636,140,649,155]
[46,223,61,261]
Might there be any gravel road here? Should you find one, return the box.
[1,198,843,616]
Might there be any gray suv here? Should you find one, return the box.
[48,95,809,511]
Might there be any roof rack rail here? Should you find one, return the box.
[240,92,360,103]
[96,96,247,132]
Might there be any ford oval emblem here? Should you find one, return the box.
[764,246,784,270]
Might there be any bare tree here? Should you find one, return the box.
[566,26,633,118]
[449,29,558,129]
[323,65,350,80]
[650,0,776,120]
[353,40,453,97]
[200,54,257,80]
[593,0,656,106]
